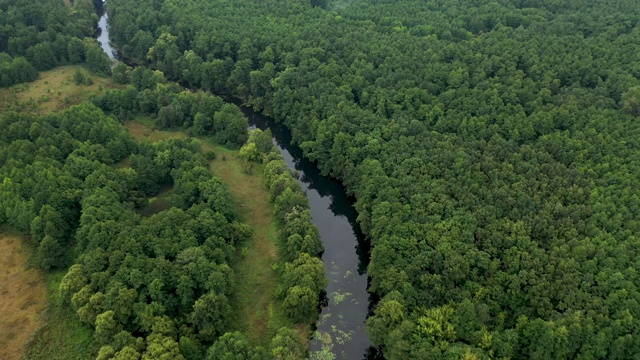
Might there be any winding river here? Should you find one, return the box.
[246,112,376,360]
[95,4,377,358]
[94,1,118,61]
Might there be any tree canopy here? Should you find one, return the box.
[104,0,640,357]
[0,0,111,87]
[0,99,319,358]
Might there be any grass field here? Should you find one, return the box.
[0,221,97,360]
[24,271,98,360]
[0,226,47,360]
[0,65,117,115]
[204,139,296,346]
[124,116,186,142]
[124,119,299,346]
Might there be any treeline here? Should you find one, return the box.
[104,0,640,358]
[0,0,111,87]
[91,65,248,148]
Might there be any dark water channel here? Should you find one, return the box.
[95,3,377,358]
[94,1,118,61]
[246,112,376,360]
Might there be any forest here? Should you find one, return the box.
[2,0,640,358]
[0,0,112,85]
[1,0,327,358]
[0,98,322,358]
[100,0,640,358]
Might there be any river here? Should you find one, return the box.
[246,112,377,360]
[94,0,118,61]
[95,4,377,358]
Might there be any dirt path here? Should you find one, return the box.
[0,228,47,360]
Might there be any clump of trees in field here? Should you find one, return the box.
[91,66,248,148]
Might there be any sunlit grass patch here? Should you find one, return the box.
[0,65,117,115]
[0,226,47,360]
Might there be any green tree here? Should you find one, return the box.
[207,332,255,360]
[143,333,185,360]
[213,104,249,148]
[114,346,142,360]
[60,264,88,302]
[621,86,640,116]
[36,234,63,269]
[95,310,123,345]
[283,286,317,324]
[271,327,307,360]
[191,293,231,342]
[26,42,57,70]
[112,63,131,84]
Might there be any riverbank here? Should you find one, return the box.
[95,1,373,353]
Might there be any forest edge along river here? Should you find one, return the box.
[245,111,378,360]
[95,2,379,359]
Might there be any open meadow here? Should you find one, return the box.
[0,227,47,360]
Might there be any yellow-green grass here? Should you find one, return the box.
[125,117,186,142]
[24,270,98,360]
[205,139,297,346]
[124,118,302,346]
[0,65,117,115]
[0,226,47,360]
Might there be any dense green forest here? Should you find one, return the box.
[0,1,328,356]
[102,0,640,358]
[0,93,323,358]
[0,0,112,87]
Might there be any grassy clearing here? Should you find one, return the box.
[125,116,186,142]
[0,226,96,360]
[0,226,47,360]
[24,271,98,360]
[0,65,117,115]
[124,119,297,347]
[205,140,295,346]
[139,184,174,217]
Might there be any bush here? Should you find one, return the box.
[204,150,217,160]
[74,70,86,85]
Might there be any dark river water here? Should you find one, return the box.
[94,1,118,61]
[245,112,376,360]
[95,3,376,358]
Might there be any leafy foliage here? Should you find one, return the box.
[0,102,306,358]
[105,0,640,357]
[0,0,108,87]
